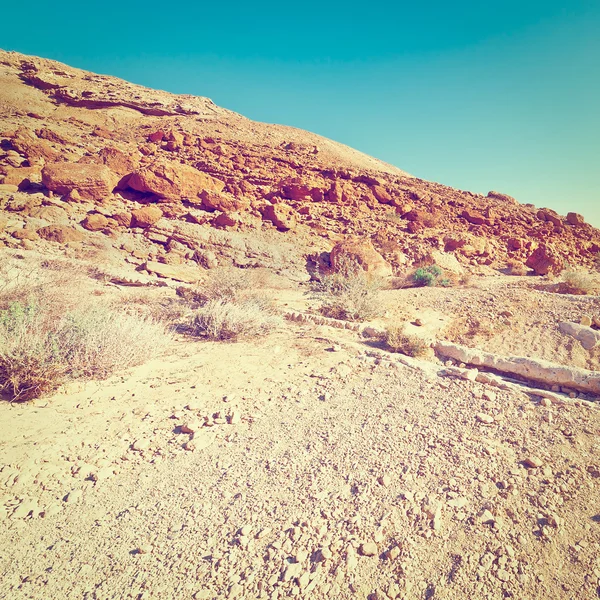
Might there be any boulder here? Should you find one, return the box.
[370,184,392,204]
[37,225,84,243]
[330,238,393,277]
[487,190,517,204]
[566,212,585,226]
[42,163,118,201]
[2,166,42,187]
[131,206,163,228]
[10,127,58,163]
[462,209,486,226]
[536,209,562,227]
[12,229,40,241]
[126,159,224,200]
[200,190,249,213]
[82,214,109,231]
[112,212,133,227]
[143,260,202,283]
[558,322,600,350]
[525,244,563,275]
[28,205,69,223]
[261,203,297,231]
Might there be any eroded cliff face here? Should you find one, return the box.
[1,49,598,280]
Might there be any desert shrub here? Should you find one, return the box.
[384,326,430,357]
[557,271,599,295]
[189,298,280,341]
[190,268,258,305]
[505,259,528,276]
[312,256,383,321]
[411,265,450,287]
[0,301,172,402]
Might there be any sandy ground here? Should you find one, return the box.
[1,270,600,600]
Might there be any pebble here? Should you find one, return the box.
[181,421,203,434]
[523,456,543,468]
[580,315,592,327]
[136,544,152,555]
[378,474,391,487]
[132,439,150,452]
[387,545,401,560]
[476,413,494,424]
[359,542,378,556]
[65,490,83,504]
[229,411,241,425]
[191,431,216,450]
[183,441,196,452]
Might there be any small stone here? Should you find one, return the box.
[132,439,150,452]
[137,545,152,555]
[229,411,241,425]
[479,509,495,524]
[539,398,552,407]
[65,490,83,504]
[192,431,216,450]
[497,569,511,582]
[387,545,401,560]
[378,474,391,487]
[476,413,494,424]
[523,456,543,468]
[181,421,202,434]
[359,542,378,556]
[447,497,468,509]
[482,390,496,402]
[580,315,593,327]
[183,441,196,451]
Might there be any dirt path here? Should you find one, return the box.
[1,322,599,600]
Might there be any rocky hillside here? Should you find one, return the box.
[1,49,599,281]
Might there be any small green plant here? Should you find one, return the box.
[384,326,429,357]
[412,265,446,287]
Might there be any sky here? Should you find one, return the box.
[2,0,599,226]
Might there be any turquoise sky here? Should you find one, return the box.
[3,1,599,226]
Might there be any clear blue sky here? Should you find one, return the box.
[3,0,599,226]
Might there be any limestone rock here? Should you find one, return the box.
[525,244,563,275]
[37,225,84,243]
[42,163,118,201]
[126,159,224,200]
[330,237,393,277]
[131,206,163,228]
[261,203,297,231]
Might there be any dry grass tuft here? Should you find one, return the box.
[312,256,383,322]
[189,298,281,341]
[189,268,262,305]
[556,271,599,296]
[505,259,528,276]
[384,326,430,357]
[0,302,171,402]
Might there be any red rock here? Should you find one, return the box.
[537,209,562,227]
[148,131,164,143]
[200,190,249,213]
[370,184,392,204]
[42,163,118,201]
[280,179,314,201]
[112,212,133,227]
[261,203,297,231]
[462,209,486,225]
[95,147,139,176]
[566,212,585,226]
[2,166,42,187]
[525,244,564,275]
[10,127,58,163]
[330,238,393,277]
[127,159,224,200]
[82,213,109,231]
[12,229,40,241]
[131,206,163,228]
[37,225,84,243]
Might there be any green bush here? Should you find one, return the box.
[412,265,449,287]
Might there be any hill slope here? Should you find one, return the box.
[0,49,599,279]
